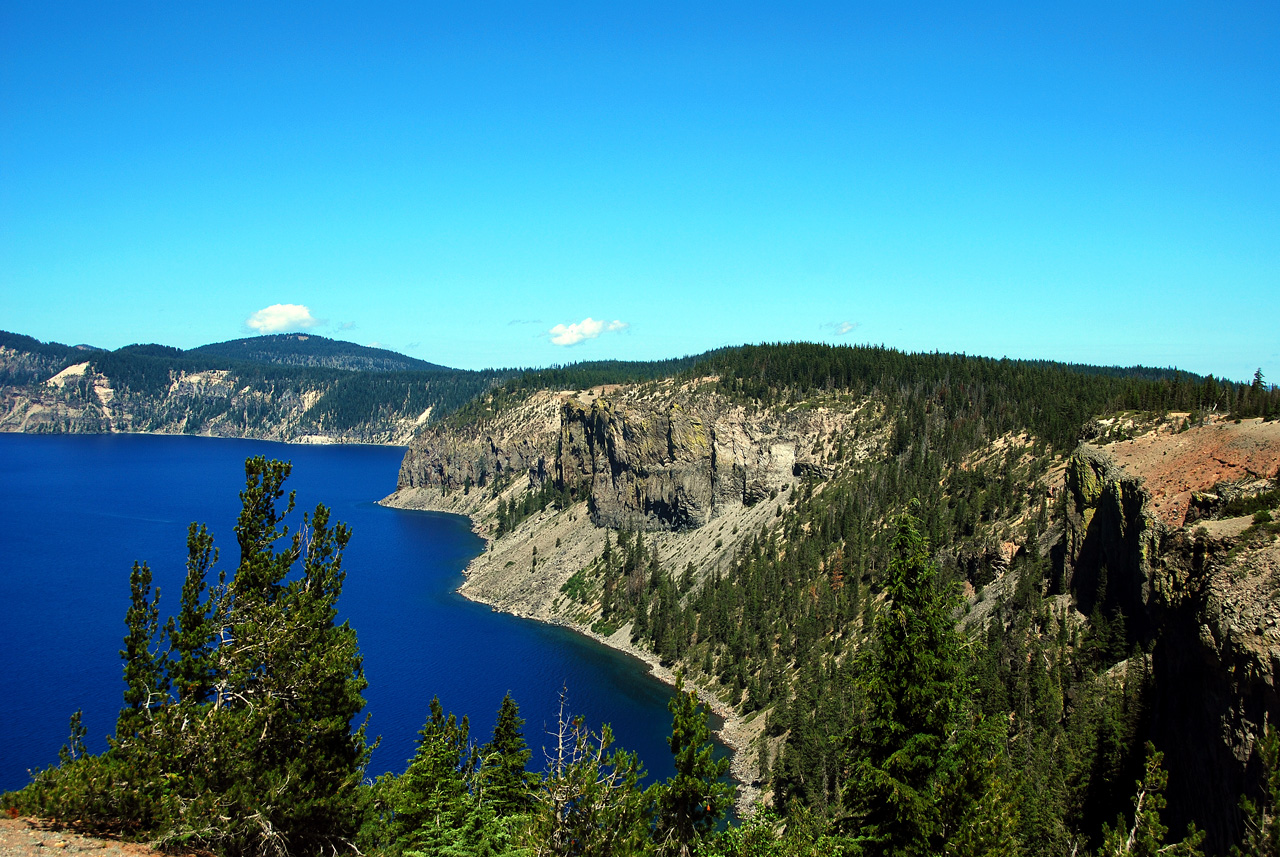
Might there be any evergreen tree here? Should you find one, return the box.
[528,689,651,856]
[1235,725,1280,857]
[11,457,371,857]
[842,504,1007,856]
[167,523,217,703]
[117,561,167,742]
[1098,743,1204,857]
[481,692,536,817]
[384,697,485,856]
[651,675,734,857]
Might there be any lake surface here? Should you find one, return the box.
[0,434,715,792]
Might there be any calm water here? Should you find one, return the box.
[0,434,717,792]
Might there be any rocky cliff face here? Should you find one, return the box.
[1060,421,1280,849]
[396,380,867,531]
[1062,444,1162,639]
[396,390,565,501]
[0,359,431,444]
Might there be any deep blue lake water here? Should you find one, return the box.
[0,434,716,792]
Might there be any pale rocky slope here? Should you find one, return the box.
[386,379,880,806]
[0,355,431,444]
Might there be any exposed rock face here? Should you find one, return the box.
[396,391,565,500]
[0,360,431,444]
[557,394,815,531]
[1106,419,1280,528]
[1149,527,1280,851]
[1062,444,1161,638]
[396,380,863,532]
[1059,424,1280,851]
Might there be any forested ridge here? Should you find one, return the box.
[441,344,1278,854]
[6,338,1280,855]
[0,331,503,440]
[6,330,1274,443]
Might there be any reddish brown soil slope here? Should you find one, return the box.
[1104,418,1280,527]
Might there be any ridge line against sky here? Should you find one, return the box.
[2,2,1276,383]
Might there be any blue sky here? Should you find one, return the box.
[2,2,1276,381]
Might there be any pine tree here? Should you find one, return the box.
[12,457,372,857]
[482,692,535,816]
[385,697,483,855]
[528,688,651,856]
[117,561,167,742]
[651,674,735,857]
[842,504,1007,856]
[167,523,216,704]
[1098,743,1204,857]
[1235,724,1280,856]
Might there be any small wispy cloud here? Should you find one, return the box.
[246,304,324,334]
[338,321,357,331]
[549,317,630,347]
[821,320,859,337]
[508,318,544,326]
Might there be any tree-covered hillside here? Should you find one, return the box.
[5,336,1278,854]
[412,343,1278,855]
[0,330,504,442]
[189,333,453,373]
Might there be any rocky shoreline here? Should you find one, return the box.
[379,488,763,815]
[462,588,764,816]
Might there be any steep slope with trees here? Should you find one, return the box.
[8,340,1279,855]
[389,343,1279,854]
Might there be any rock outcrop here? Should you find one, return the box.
[1059,421,1280,850]
[395,380,867,532]
[396,391,565,505]
[0,358,434,444]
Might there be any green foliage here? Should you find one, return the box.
[1097,743,1204,857]
[189,333,451,373]
[526,689,652,856]
[651,676,735,856]
[842,506,1012,856]
[370,698,499,857]
[482,693,537,817]
[9,457,371,857]
[700,342,1277,448]
[496,480,576,536]
[302,370,499,432]
[1220,487,1280,519]
[1234,725,1280,857]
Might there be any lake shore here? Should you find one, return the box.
[380,487,763,815]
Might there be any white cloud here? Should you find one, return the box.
[549,317,629,346]
[821,320,859,336]
[245,304,323,334]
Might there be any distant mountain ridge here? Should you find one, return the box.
[189,333,453,373]
[0,330,495,443]
[1,328,1267,449]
